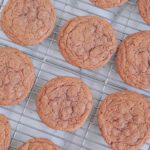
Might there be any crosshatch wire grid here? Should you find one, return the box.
[0,0,150,149]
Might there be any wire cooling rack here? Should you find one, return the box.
[0,0,150,150]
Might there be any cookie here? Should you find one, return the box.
[36,76,93,131]
[1,0,56,46]
[17,138,59,150]
[90,0,128,8]
[138,0,150,25]
[0,47,35,105]
[0,114,11,150]
[98,90,150,150]
[116,31,150,88]
[58,16,117,70]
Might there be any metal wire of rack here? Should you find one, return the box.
[0,0,150,150]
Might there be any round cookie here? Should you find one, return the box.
[98,90,150,150]
[58,16,117,70]
[138,0,150,25]
[116,31,150,89]
[0,114,11,150]
[0,47,35,105]
[17,138,59,150]
[90,0,128,8]
[36,76,93,131]
[1,0,56,46]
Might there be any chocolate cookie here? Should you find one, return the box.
[0,114,11,150]
[116,31,150,89]
[1,0,56,46]
[36,76,93,131]
[90,0,128,8]
[98,90,150,150]
[58,16,117,70]
[138,0,150,25]
[0,47,35,105]
[17,138,59,150]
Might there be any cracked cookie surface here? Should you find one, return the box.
[36,76,93,131]
[98,91,150,150]
[138,0,150,25]
[58,16,117,70]
[17,138,59,150]
[1,0,56,46]
[0,114,11,150]
[0,47,35,105]
[90,0,128,8]
[116,31,150,88]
